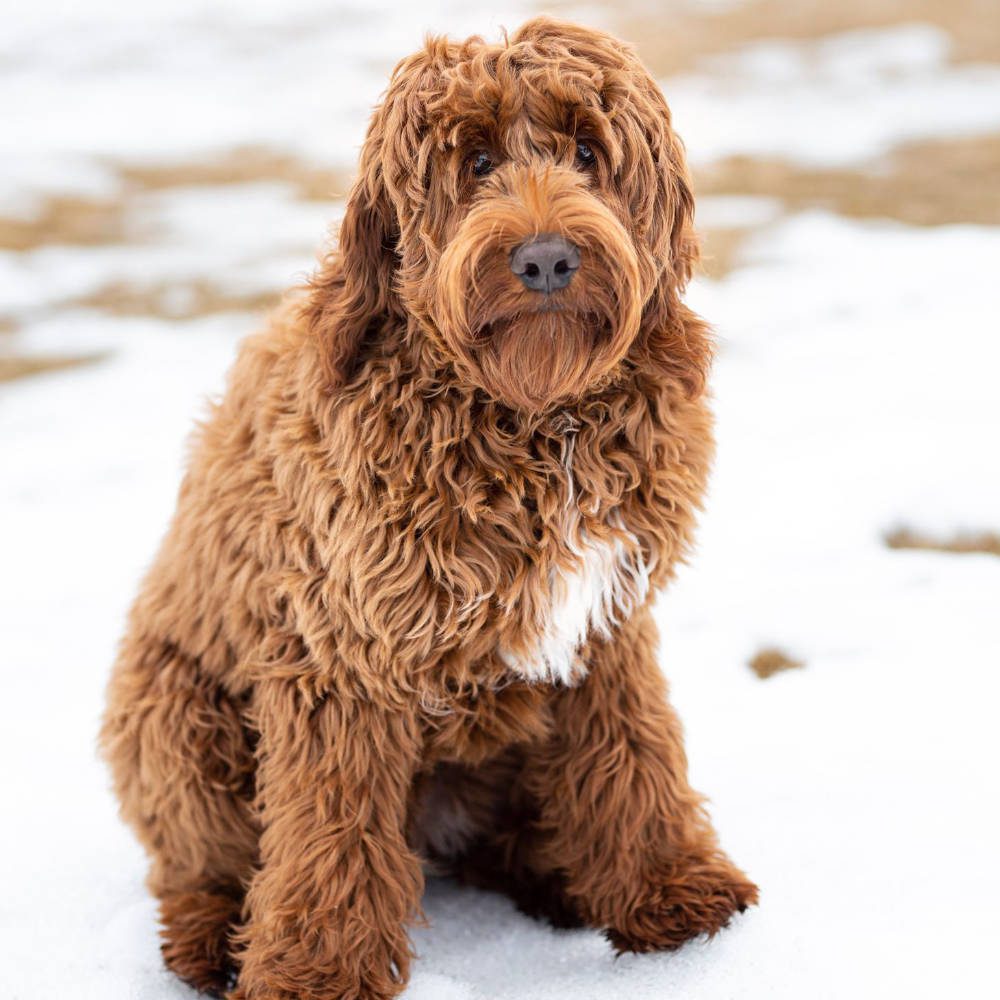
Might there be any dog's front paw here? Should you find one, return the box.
[606,855,758,954]
[227,970,402,1000]
[159,888,240,998]
[227,940,408,1000]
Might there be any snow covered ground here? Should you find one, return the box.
[2,2,998,998]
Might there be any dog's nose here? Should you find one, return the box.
[510,234,580,293]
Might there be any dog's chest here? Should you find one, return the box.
[498,508,650,686]
[405,412,656,687]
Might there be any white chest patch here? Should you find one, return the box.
[501,513,651,686]
[498,415,652,686]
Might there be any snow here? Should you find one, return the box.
[0,0,534,211]
[667,24,1000,166]
[2,4,998,999]
[0,183,335,330]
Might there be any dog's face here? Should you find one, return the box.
[310,17,703,412]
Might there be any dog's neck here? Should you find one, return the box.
[383,315,637,441]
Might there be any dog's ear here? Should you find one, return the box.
[306,163,400,389]
[629,72,711,397]
[306,44,452,388]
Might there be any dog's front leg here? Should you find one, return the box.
[526,610,758,952]
[230,676,422,1000]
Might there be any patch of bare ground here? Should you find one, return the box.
[696,133,1000,228]
[0,195,131,251]
[695,226,756,279]
[68,279,284,321]
[599,0,1000,76]
[884,526,1000,557]
[691,131,1000,277]
[0,147,351,252]
[118,146,353,201]
[748,647,805,680]
[0,352,107,383]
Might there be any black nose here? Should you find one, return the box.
[510,234,580,293]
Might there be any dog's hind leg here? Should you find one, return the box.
[100,637,259,996]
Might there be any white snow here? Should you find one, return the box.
[2,4,998,999]
[0,0,534,211]
[666,24,1000,166]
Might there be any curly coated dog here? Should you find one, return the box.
[101,16,757,999]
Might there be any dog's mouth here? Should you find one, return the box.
[474,306,607,342]
[535,300,566,314]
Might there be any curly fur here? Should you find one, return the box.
[101,17,757,999]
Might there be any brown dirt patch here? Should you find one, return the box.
[884,526,1000,557]
[696,133,1000,228]
[696,226,756,280]
[599,0,1000,76]
[749,647,805,679]
[0,352,107,383]
[0,195,131,251]
[118,146,353,201]
[69,279,283,321]
[0,147,351,253]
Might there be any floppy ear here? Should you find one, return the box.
[305,39,455,387]
[305,41,465,387]
[304,132,402,389]
[633,77,712,397]
[641,131,712,397]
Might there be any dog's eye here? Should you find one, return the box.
[471,152,494,177]
[575,141,596,167]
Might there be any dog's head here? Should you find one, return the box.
[308,17,706,412]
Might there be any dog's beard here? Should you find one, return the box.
[433,248,642,412]
[474,310,605,411]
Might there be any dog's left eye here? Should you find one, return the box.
[471,152,494,177]
[575,141,596,167]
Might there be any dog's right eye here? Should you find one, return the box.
[471,152,494,177]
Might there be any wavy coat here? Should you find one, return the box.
[101,17,757,1000]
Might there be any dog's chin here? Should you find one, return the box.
[471,310,613,413]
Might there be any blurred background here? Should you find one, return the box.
[1,1,998,998]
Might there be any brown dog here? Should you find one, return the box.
[101,16,757,999]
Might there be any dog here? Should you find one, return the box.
[101,17,757,999]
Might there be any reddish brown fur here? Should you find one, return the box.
[101,17,757,999]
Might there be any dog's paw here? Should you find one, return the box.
[159,889,240,997]
[227,978,398,1000]
[605,856,758,954]
[226,949,406,1000]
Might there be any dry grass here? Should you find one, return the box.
[0,195,131,252]
[695,226,755,280]
[0,147,350,253]
[884,526,1000,557]
[696,133,1000,228]
[118,146,352,201]
[599,0,1000,76]
[748,647,805,680]
[69,279,283,321]
[0,352,107,383]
